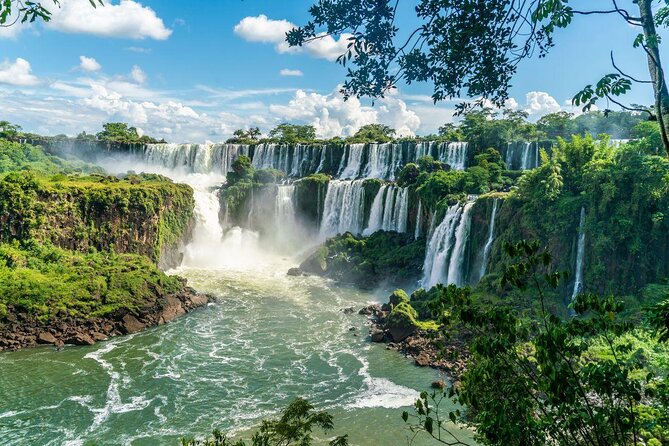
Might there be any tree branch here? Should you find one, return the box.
[610,51,653,84]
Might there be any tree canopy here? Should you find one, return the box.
[288,0,669,155]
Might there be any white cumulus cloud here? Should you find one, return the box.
[268,88,420,138]
[280,69,303,77]
[522,91,562,120]
[234,15,351,61]
[48,0,172,40]
[0,58,39,86]
[79,56,102,72]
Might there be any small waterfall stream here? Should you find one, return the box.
[571,207,587,303]
[422,202,475,288]
[506,142,539,170]
[478,198,499,281]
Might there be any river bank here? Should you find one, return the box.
[0,283,214,352]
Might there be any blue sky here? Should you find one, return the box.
[0,0,663,142]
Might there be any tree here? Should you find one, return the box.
[438,123,465,142]
[268,124,317,143]
[0,0,102,27]
[247,127,261,140]
[288,0,669,156]
[180,398,348,446]
[0,121,22,139]
[348,123,396,143]
[403,241,669,446]
[95,122,159,144]
[536,112,576,140]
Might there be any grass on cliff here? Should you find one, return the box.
[0,169,194,263]
[0,241,183,323]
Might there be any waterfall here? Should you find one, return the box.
[478,198,499,281]
[364,185,388,235]
[273,185,299,250]
[396,188,409,233]
[438,142,468,170]
[182,177,225,268]
[275,185,297,228]
[505,143,516,169]
[571,207,587,303]
[320,180,366,238]
[363,185,410,235]
[422,202,474,288]
[140,143,250,174]
[414,201,423,239]
[366,143,406,180]
[339,144,365,179]
[506,142,539,170]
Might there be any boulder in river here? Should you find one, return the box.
[370,329,385,343]
[121,315,146,334]
[287,267,303,277]
[37,332,57,345]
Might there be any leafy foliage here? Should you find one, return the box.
[180,398,348,446]
[268,124,317,144]
[347,124,396,143]
[0,240,183,323]
[96,122,162,144]
[299,231,426,288]
[404,241,669,446]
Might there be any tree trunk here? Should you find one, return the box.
[638,0,669,156]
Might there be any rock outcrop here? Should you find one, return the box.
[0,287,215,352]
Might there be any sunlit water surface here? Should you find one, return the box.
[0,161,474,445]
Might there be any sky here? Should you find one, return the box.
[0,0,663,142]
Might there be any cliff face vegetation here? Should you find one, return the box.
[0,139,201,349]
[0,147,194,268]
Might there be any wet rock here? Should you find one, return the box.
[159,296,186,324]
[342,307,355,315]
[92,332,108,342]
[121,315,146,334]
[287,267,303,277]
[431,380,446,389]
[358,304,381,316]
[370,329,385,343]
[415,353,431,367]
[37,332,57,345]
[188,294,209,308]
[67,333,95,346]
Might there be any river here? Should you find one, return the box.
[0,162,473,445]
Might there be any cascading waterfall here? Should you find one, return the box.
[363,185,410,235]
[367,143,405,180]
[478,199,499,281]
[275,185,297,229]
[365,185,388,235]
[422,202,474,288]
[339,144,366,179]
[571,207,587,303]
[141,143,250,174]
[414,201,423,239]
[320,180,366,238]
[273,185,299,250]
[121,141,473,181]
[438,142,468,170]
[506,142,539,170]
